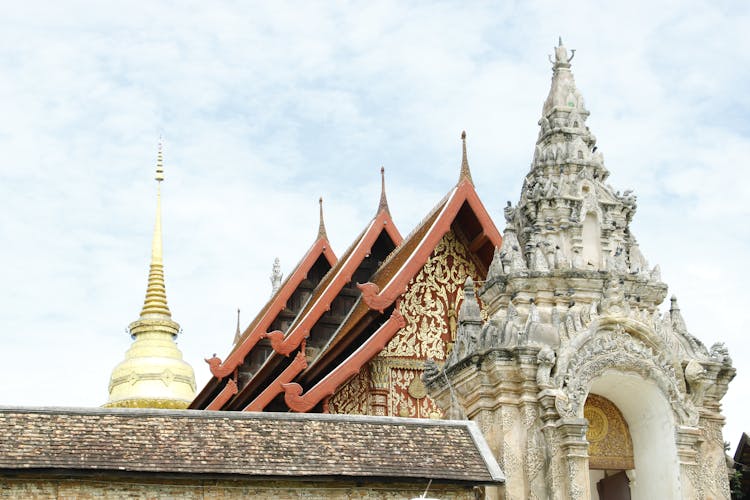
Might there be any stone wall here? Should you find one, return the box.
[0,477,481,499]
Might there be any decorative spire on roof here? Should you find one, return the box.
[495,41,661,281]
[458,130,473,185]
[542,37,587,124]
[270,257,283,295]
[446,277,482,369]
[139,140,171,319]
[669,295,688,333]
[378,166,390,214]
[317,197,328,240]
[233,308,242,345]
[105,140,196,410]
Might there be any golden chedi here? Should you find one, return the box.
[105,142,195,409]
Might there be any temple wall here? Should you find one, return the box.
[427,328,733,499]
[0,477,478,499]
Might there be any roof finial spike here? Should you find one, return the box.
[139,139,172,319]
[551,37,575,69]
[155,137,165,182]
[458,130,474,185]
[233,308,242,345]
[378,166,390,214]
[317,196,328,239]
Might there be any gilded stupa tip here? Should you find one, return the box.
[458,130,473,185]
[155,138,164,182]
[317,196,328,240]
[138,141,172,320]
[378,166,390,215]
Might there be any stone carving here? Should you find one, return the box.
[684,359,709,406]
[499,227,527,273]
[709,342,732,366]
[447,277,483,366]
[536,347,556,388]
[425,41,735,499]
[269,257,283,296]
[525,302,561,348]
[601,279,629,316]
[487,246,505,280]
[556,327,696,426]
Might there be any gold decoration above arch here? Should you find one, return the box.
[585,393,635,470]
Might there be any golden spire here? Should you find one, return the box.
[378,166,390,214]
[139,140,172,319]
[458,130,474,185]
[105,140,196,409]
[317,196,328,239]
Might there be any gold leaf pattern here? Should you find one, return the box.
[391,368,443,419]
[328,366,369,415]
[585,393,635,470]
[330,231,482,418]
[384,231,480,359]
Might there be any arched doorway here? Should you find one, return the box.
[586,371,682,499]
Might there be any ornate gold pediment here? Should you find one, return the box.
[585,393,635,470]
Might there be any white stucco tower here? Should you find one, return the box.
[426,40,735,500]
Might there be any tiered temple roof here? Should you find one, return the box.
[191,133,502,413]
[193,198,338,410]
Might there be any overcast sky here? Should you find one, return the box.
[1,2,747,448]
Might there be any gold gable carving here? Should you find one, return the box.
[328,365,369,415]
[329,231,482,418]
[585,393,635,470]
[384,230,481,359]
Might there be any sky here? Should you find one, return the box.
[0,1,747,448]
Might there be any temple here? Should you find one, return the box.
[425,40,736,498]
[188,40,736,499]
[191,135,503,416]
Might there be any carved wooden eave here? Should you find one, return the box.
[189,233,337,409]
[204,379,238,411]
[356,179,501,314]
[281,302,407,412]
[232,205,403,411]
[283,178,503,412]
[260,210,402,357]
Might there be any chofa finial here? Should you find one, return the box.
[458,130,473,185]
[318,197,328,239]
[232,308,242,345]
[378,166,390,214]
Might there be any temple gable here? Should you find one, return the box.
[329,230,483,418]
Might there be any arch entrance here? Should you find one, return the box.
[586,371,682,500]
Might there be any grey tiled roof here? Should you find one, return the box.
[0,407,503,484]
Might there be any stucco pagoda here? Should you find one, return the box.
[425,40,736,499]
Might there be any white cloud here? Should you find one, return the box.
[0,0,747,449]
